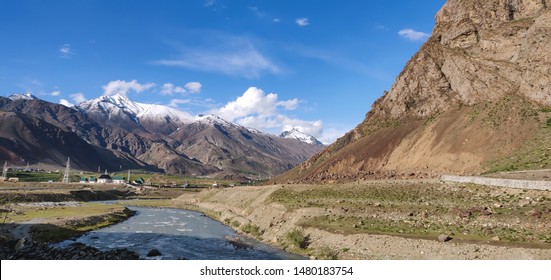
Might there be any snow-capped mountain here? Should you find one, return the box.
[194,114,240,128]
[78,93,195,134]
[280,129,323,145]
[9,93,37,101]
[0,92,325,177]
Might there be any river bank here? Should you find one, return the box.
[0,207,139,260]
[173,182,551,260]
[0,183,158,259]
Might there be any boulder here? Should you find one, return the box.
[438,234,452,242]
[146,249,162,257]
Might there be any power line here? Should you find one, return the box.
[62,157,70,183]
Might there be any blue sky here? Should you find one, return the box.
[0,0,446,144]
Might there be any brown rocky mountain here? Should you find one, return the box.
[0,110,151,171]
[0,94,324,177]
[169,115,324,177]
[276,0,551,183]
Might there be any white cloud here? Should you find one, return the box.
[211,87,278,121]
[210,87,325,141]
[59,44,74,58]
[102,79,155,96]
[281,117,323,137]
[248,6,265,17]
[50,91,61,96]
[277,99,299,110]
[296,18,310,27]
[59,99,73,107]
[398,29,430,42]
[317,126,349,145]
[160,83,186,95]
[69,92,87,104]
[168,98,192,108]
[273,18,280,23]
[185,82,202,94]
[155,35,280,79]
[375,25,388,32]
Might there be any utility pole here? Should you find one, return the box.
[62,157,70,183]
[1,161,7,179]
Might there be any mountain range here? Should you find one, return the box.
[0,93,324,179]
[276,0,551,183]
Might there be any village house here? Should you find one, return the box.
[97,174,112,184]
[112,176,126,184]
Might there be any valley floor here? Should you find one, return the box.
[2,180,550,260]
[175,180,551,260]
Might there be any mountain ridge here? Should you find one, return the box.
[0,94,324,178]
[275,0,551,184]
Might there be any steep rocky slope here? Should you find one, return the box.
[170,115,324,177]
[277,0,551,183]
[0,111,149,170]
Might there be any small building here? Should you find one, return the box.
[79,177,88,184]
[89,176,97,184]
[112,176,126,184]
[98,174,112,184]
[7,177,19,183]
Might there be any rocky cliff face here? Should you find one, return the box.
[277,0,551,183]
[376,0,550,119]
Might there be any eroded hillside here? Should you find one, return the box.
[277,0,551,183]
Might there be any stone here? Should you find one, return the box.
[146,249,162,257]
[438,234,452,242]
[518,199,531,207]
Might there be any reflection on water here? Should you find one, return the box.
[56,207,303,260]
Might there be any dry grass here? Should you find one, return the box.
[269,182,551,246]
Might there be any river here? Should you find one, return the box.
[56,206,303,260]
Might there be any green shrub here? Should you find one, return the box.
[546,118,551,127]
[286,229,309,249]
[317,246,339,260]
[241,223,263,237]
[231,220,241,228]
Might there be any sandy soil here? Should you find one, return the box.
[175,182,551,260]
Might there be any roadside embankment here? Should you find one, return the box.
[175,183,551,260]
[441,175,551,191]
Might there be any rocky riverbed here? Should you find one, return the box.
[1,240,140,260]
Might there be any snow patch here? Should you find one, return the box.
[280,128,322,145]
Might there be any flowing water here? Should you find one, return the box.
[56,206,303,260]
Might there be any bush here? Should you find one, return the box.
[317,246,339,260]
[546,118,551,127]
[231,220,241,228]
[286,229,309,249]
[241,223,263,237]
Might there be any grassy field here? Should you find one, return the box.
[4,170,242,187]
[269,182,551,246]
